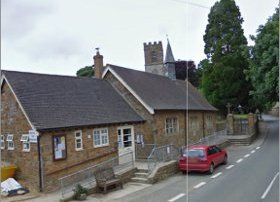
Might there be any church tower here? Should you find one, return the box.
[143,41,166,76]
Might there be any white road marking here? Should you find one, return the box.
[168,193,186,202]
[256,146,260,150]
[261,172,279,199]
[194,182,206,189]
[226,165,234,169]
[244,154,250,158]
[236,158,243,163]
[210,172,222,179]
[251,150,255,153]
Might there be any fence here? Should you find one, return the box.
[135,144,156,160]
[190,129,228,146]
[147,144,179,174]
[59,151,134,198]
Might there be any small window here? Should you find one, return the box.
[165,118,178,134]
[7,134,14,150]
[1,135,5,150]
[190,117,199,131]
[206,115,213,129]
[93,128,109,147]
[75,131,83,151]
[20,134,30,152]
[53,135,67,161]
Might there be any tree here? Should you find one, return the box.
[200,0,251,114]
[76,65,94,77]
[245,8,279,111]
[175,60,200,87]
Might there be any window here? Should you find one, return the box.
[74,131,83,151]
[1,135,4,150]
[7,134,14,150]
[190,117,199,131]
[165,118,178,134]
[206,115,213,129]
[53,135,67,160]
[20,134,30,152]
[93,128,109,147]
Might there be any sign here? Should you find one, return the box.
[28,130,39,143]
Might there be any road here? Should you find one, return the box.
[114,115,279,202]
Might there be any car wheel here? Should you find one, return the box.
[182,170,187,175]
[223,155,228,165]
[208,163,214,174]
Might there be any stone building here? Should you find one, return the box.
[1,70,143,192]
[1,46,217,192]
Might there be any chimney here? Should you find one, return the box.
[93,48,104,79]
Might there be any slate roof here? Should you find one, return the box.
[1,70,143,131]
[106,65,217,111]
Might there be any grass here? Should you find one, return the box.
[233,114,248,119]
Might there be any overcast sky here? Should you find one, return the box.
[1,0,278,76]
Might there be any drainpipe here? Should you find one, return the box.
[202,112,205,138]
[37,135,43,192]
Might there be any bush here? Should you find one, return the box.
[73,184,89,200]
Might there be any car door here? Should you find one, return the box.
[207,146,219,165]
[213,146,224,164]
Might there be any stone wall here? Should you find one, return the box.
[40,123,142,192]
[1,82,40,192]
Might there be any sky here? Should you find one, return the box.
[1,0,279,76]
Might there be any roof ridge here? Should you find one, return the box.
[1,70,94,80]
[107,64,175,81]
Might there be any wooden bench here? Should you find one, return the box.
[94,167,123,194]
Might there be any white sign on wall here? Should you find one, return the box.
[28,130,39,143]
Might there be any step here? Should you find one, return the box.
[135,172,149,178]
[131,177,150,184]
[137,169,149,173]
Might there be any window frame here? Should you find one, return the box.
[53,134,67,161]
[74,130,83,151]
[190,116,199,131]
[206,115,213,129]
[7,134,14,150]
[93,128,109,148]
[20,134,30,152]
[165,117,178,134]
[1,135,5,150]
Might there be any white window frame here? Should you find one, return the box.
[165,117,178,134]
[74,131,83,151]
[93,128,109,148]
[20,134,30,152]
[1,135,5,150]
[7,134,14,150]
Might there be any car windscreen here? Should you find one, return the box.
[183,149,205,158]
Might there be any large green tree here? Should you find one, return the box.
[200,0,251,114]
[76,65,94,77]
[245,8,279,111]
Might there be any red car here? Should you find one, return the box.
[179,144,227,174]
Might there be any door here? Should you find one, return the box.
[117,126,135,164]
